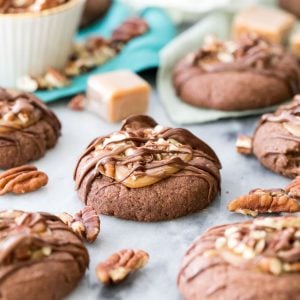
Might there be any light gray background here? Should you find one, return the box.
[0,73,290,299]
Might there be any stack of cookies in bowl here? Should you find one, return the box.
[0,1,299,300]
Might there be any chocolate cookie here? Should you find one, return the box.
[280,0,300,18]
[80,0,111,28]
[173,35,300,111]
[74,115,221,222]
[252,95,300,178]
[0,210,89,300]
[0,88,61,169]
[178,216,300,300]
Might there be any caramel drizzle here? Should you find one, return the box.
[174,36,300,97]
[0,212,89,284]
[0,89,61,165]
[74,127,221,203]
[258,98,300,164]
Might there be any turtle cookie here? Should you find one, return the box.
[173,34,300,111]
[248,95,300,178]
[178,216,300,300]
[74,115,221,222]
[0,88,61,169]
[0,210,89,300]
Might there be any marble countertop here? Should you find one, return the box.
[0,73,290,300]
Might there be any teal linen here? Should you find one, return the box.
[36,1,176,102]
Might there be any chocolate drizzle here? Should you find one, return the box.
[261,96,300,126]
[0,210,89,286]
[173,35,300,97]
[178,217,300,291]
[0,88,61,166]
[74,115,221,203]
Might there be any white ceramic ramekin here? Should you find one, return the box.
[0,0,85,88]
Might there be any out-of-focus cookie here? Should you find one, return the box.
[74,115,221,222]
[178,216,300,300]
[0,88,61,169]
[173,35,300,111]
[280,0,300,18]
[0,210,89,300]
[252,95,300,178]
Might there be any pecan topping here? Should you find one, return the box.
[0,210,89,278]
[228,188,300,216]
[68,94,86,111]
[286,176,300,198]
[0,96,41,132]
[214,216,300,275]
[0,165,48,195]
[96,249,149,285]
[236,135,253,155]
[74,115,221,203]
[58,206,100,243]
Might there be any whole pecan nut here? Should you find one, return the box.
[96,249,149,285]
[0,165,48,195]
[111,17,149,43]
[57,206,100,243]
[228,188,300,216]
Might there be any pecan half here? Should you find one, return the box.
[96,249,149,285]
[58,206,100,243]
[0,165,48,195]
[111,17,149,44]
[285,177,300,198]
[68,94,86,111]
[228,189,300,216]
[236,135,253,155]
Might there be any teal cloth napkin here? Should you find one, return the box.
[36,1,176,103]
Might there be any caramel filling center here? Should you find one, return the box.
[93,128,193,188]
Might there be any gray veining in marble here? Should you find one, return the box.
[0,72,291,300]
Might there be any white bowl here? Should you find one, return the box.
[0,0,85,88]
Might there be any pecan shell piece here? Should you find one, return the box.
[57,206,100,243]
[0,165,48,195]
[228,189,300,216]
[96,249,149,285]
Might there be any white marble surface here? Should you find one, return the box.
[0,72,291,299]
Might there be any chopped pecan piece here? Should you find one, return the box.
[285,177,300,198]
[68,94,86,111]
[0,165,48,195]
[96,249,149,285]
[215,216,300,276]
[228,188,300,216]
[58,206,100,243]
[16,75,39,93]
[43,67,70,89]
[235,135,253,155]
